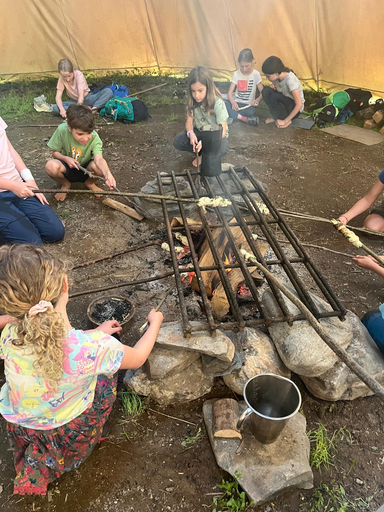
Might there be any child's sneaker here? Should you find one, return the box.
[34,95,53,112]
[227,118,233,125]
[247,116,259,126]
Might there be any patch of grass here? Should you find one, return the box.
[205,472,254,512]
[119,391,146,418]
[165,112,180,122]
[300,482,376,512]
[181,427,204,451]
[308,424,353,471]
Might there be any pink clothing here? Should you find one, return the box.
[0,117,22,193]
[57,70,90,101]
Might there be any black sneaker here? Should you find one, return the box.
[247,116,259,126]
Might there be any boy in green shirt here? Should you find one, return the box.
[46,105,116,201]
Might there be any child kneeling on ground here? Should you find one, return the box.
[173,66,228,168]
[45,105,116,201]
[0,244,163,495]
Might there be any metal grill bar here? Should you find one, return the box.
[157,166,345,336]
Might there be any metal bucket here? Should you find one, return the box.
[200,126,223,177]
[236,373,301,444]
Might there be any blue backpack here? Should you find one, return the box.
[108,82,129,98]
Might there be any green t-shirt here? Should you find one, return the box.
[47,123,103,165]
[193,97,229,138]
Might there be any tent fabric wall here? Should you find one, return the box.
[1,0,383,92]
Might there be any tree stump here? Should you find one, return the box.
[212,398,242,439]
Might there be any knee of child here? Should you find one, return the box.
[45,160,60,174]
[364,216,384,232]
[44,220,65,243]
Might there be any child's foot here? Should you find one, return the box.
[265,118,275,124]
[192,155,202,168]
[54,185,71,201]
[247,116,259,126]
[85,182,104,198]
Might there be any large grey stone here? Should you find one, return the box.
[302,311,384,401]
[124,358,214,405]
[144,345,200,380]
[155,321,235,362]
[203,399,313,506]
[263,288,353,377]
[223,328,291,395]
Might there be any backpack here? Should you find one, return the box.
[344,88,372,113]
[314,104,339,128]
[99,97,150,123]
[108,82,130,98]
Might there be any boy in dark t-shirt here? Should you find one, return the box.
[45,105,116,201]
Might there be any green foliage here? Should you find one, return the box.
[181,427,204,451]
[119,391,146,418]
[307,424,353,471]
[165,112,180,122]
[205,472,254,512]
[300,482,376,512]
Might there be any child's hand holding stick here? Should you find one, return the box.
[138,284,175,332]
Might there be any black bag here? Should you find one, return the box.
[315,104,338,128]
[344,88,372,113]
[130,99,151,123]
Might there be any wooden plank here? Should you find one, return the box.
[102,198,144,221]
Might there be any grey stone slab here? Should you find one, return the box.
[302,311,384,401]
[203,399,313,506]
[145,345,200,380]
[322,124,384,146]
[155,321,235,362]
[223,327,291,395]
[124,358,214,405]
[263,288,352,377]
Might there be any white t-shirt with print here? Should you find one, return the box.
[232,69,262,104]
[273,71,305,111]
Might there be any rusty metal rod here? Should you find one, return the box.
[157,172,192,337]
[171,171,216,334]
[243,168,346,317]
[186,170,245,330]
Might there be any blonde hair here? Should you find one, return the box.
[187,66,222,116]
[0,245,69,385]
[58,58,74,74]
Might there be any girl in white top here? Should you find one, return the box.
[53,59,113,118]
[226,49,263,127]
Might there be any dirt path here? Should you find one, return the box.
[0,105,383,511]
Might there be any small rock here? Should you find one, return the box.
[165,487,175,492]
[0,484,3,494]
[355,478,364,486]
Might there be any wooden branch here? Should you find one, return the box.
[128,82,168,97]
[277,209,384,238]
[73,240,162,269]
[102,198,144,221]
[241,252,384,402]
[258,236,355,258]
[212,399,242,439]
[138,284,176,332]
[33,189,199,203]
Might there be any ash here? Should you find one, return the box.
[92,299,132,324]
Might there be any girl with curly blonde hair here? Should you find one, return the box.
[0,245,163,496]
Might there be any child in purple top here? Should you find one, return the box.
[0,244,163,496]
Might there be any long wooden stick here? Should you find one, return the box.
[138,284,176,332]
[242,253,384,401]
[128,82,168,97]
[33,188,200,203]
[278,209,384,238]
[332,221,384,267]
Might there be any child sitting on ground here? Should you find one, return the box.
[338,170,384,233]
[260,56,304,128]
[53,59,113,118]
[226,48,263,126]
[0,116,64,245]
[173,66,228,168]
[0,244,163,495]
[45,104,116,201]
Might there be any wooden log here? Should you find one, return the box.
[363,119,377,130]
[355,106,375,122]
[102,198,144,221]
[372,110,384,125]
[212,399,242,439]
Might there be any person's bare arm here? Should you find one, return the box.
[51,150,79,169]
[352,255,384,278]
[253,82,264,106]
[0,315,17,329]
[338,179,384,224]
[227,83,238,110]
[94,154,116,188]
[220,121,227,138]
[55,90,66,118]
[119,310,163,369]
[276,89,302,127]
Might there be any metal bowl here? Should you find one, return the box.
[87,295,135,333]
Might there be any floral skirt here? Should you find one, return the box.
[6,373,117,496]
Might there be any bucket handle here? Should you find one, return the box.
[236,407,252,431]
